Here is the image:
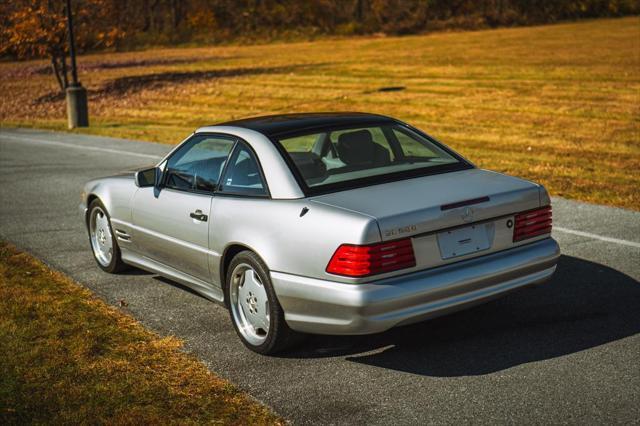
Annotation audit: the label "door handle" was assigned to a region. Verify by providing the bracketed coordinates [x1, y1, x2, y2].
[190, 209, 208, 222]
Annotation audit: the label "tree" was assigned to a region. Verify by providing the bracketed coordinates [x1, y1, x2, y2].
[0, 0, 124, 93]
[1, 0, 639, 74]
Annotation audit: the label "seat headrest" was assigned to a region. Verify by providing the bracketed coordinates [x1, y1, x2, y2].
[337, 130, 375, 165]
[337, 130, 390, 166]
[289, 152, 327, 180]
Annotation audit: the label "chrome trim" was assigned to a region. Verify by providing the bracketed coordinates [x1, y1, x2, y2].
[114, 228, 132, 242]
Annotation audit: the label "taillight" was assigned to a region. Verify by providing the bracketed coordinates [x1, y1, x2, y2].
[326, 238, 416, 277]
[513, 206, 552, 242]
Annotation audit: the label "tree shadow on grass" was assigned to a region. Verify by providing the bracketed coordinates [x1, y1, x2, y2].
[85, 57, 238, 71]
[95, 63, 316, 97]
[279, 255, 640, 377]
[34, 63, 322, 103]
[9, 57, 235, 79]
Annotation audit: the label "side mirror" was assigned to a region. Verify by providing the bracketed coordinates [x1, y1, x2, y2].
[134, 167, 156, 188]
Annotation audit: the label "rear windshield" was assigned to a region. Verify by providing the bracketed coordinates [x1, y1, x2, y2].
[277, 124, 465, 193]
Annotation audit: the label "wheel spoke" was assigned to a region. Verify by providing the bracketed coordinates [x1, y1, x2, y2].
[236, 272, 248, 303]
[243, 270, 260, 293]
[103, 229, 113, 251]
[254, 308, 270, 333]
[246, 270, 268, 307]
[97, 212, 106, 229]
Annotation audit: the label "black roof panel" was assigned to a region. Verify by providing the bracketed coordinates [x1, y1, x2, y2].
[215, 112, 398, 137]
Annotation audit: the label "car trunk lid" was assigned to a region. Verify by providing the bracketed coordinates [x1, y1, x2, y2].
[311, 168, 541, 238]
[311, 168, 546, 276]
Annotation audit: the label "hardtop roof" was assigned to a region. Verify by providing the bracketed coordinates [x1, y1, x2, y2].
[212, 112, 398, 137]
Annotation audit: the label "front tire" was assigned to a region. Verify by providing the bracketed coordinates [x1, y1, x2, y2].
[226, 251, 303, 354]
[87, 199, 127, 273]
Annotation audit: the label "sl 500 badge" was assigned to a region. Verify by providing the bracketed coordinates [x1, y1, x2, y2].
[384, 225, 417, 237]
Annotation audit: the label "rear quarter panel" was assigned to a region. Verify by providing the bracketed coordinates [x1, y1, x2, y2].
[209, 197, 381, 285]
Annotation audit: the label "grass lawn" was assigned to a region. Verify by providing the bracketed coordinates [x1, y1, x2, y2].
[0, 242, 282, 424]
[1, 17, 638, 209]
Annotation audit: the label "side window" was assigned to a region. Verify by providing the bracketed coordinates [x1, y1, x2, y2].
[164, 135, 235, 192]
[220, 143, 268, 196]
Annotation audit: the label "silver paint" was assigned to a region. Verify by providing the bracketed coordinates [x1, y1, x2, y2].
[271, 238, 559, 334]
[80, 123, 560, 335]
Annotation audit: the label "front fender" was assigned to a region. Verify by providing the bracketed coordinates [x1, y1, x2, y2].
[81, 175, 138, 229]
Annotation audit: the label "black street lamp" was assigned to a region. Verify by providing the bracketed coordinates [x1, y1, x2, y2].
[65, 0, 88, 128]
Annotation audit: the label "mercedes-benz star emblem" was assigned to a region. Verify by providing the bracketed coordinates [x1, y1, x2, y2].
[461, 207, 474, 223]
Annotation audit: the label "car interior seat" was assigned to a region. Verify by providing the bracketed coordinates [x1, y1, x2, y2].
[336, 130, 390, 168]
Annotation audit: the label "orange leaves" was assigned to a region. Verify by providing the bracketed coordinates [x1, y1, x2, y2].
[1, 0, 125, 60]
[2, 1, 66, 58]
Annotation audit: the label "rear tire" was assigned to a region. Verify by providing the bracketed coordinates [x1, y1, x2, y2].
[226, 250, 304, 354]
[87, 199, 127, 273]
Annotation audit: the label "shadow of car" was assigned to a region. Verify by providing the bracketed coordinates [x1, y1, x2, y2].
[275, 255, 639, 376]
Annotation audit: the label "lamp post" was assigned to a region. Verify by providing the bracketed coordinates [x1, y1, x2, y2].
[65, 0, 88, 128]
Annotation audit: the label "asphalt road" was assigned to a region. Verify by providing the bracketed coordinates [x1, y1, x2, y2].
[1, 128, 639, 425]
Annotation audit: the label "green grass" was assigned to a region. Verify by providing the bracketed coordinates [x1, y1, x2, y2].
[0, 242, 282, 424]
[1, 17, 638, 209]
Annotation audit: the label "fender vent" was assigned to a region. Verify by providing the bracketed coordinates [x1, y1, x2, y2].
[114, 229, 131, 242]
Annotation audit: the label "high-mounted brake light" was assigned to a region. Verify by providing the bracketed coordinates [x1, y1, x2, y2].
[513, 206, 552, 242]
[326, 238, 416, 277]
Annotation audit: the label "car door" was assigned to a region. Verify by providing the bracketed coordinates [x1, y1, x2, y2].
[131, 134, 236, 283]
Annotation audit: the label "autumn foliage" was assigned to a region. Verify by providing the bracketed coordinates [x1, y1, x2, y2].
[0, 1, 124, 91]
[1, 0, 638, 93]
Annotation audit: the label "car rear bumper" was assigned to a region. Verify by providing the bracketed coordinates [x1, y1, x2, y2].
[270, 238, 560, 335]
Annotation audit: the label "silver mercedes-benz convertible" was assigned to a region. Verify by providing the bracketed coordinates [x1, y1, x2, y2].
[80, 113, 560, 354]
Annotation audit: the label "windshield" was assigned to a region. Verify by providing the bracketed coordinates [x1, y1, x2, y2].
[277, 124, 465, 193]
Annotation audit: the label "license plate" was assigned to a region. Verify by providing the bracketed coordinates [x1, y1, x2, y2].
[437, 224, 491, 260]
